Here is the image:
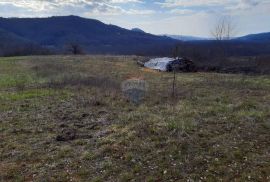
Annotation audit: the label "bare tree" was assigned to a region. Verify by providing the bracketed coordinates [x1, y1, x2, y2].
[211, 16, 236, 41]
[67, 42, 83, 55]
[210, 16, 237, 66]
[172, 44, 180, 58]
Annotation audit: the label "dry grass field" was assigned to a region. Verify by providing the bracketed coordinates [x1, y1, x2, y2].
[0, 55, 270, 181]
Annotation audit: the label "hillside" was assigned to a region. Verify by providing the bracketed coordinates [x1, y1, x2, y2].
[0, 28, 47, 56]
[1, 55, 270, 181]
[236, 32, 270, 42]
[0, 16, 178, 55]
[0, 16, 269, 57]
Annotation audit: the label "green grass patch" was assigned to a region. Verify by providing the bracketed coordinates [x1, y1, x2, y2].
[0, 74, 35, 88]
[0, 88, 70, 101]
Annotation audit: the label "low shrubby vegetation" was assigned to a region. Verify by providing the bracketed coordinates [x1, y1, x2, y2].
[0, 56, 269, 181]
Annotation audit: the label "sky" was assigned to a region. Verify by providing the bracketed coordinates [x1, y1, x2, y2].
[0, 0, 269, 37]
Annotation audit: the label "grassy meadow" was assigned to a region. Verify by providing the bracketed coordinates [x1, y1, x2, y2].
[0, 55, 270, 181]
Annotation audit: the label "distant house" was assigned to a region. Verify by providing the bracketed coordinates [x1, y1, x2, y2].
[144, 57, 197, 72]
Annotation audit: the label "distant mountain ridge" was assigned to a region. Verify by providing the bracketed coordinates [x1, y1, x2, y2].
[235, 32, 270, 42]
[0, 15, 269, 57]
[165, 33, 270, 42]
[0, 15, 178, 56]
[164, 34, 210, 41]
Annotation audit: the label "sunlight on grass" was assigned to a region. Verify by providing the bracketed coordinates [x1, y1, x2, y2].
[0, 89, 70, 101]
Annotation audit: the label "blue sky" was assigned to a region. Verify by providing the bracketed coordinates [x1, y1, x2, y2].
[0, 0, 269, 37]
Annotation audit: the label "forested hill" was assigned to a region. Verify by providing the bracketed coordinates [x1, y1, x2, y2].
[0, 16, 178, 56]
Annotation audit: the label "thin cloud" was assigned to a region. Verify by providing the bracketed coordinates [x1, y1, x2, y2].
[169, 9, 197, 15]
[156, 0, 265, 9]
[156, 0, 228, 8]
[0, 0, 148, 15]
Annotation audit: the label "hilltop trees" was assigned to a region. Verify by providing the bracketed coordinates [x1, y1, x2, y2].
[67, 42, 83, 55]
[210, 16, 237, 64]
[211, 16, 236, 41]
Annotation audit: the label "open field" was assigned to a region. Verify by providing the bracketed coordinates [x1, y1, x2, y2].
[0, 55, 270, 181]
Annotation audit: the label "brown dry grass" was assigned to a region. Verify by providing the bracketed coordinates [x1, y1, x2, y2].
[0, 55, 269, 181]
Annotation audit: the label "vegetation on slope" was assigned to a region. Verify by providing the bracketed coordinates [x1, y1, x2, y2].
[0, 56, 269, 181]
[0, 16, 177, 55]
